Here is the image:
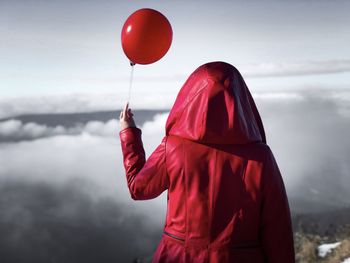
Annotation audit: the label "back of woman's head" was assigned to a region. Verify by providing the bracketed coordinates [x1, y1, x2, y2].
[165, 61, 266, 144]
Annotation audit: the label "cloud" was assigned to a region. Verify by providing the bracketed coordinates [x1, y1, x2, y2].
[0, 115, 170, 262]
[0, 92, 174, 119]
[0, 119, 67, 140]
[0, 119, 118, 140]
[1, 60, 349, 119]
[255, 90, 350, 212]
[240, 60, 350, 78]
[2, 89, 349, 142]
[0, 112, 169, 209]
[88, 60, 350, 82]
[0, 89, 350, 261]
[252, 92, 305, 101]
[0, 112, 169, 261]
[106, 60, 350, 82]
[0, 113, 170, 142]
[0, 178, 161, 263]
[1, 89, 350, 213]
[0, 93, 124, 119]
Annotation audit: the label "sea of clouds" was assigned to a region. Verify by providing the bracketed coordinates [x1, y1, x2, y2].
[0, 89, 349, 262]
[0, 112, 169, 262]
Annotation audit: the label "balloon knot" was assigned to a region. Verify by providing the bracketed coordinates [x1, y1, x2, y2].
[130, 61, 136, 66]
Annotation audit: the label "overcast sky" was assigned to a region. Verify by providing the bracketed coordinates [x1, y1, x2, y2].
[1, 0, 350, 111]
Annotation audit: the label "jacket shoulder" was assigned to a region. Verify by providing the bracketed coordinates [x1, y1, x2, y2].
[253, 143, 273, 157]
[244, 142, 273, 157]
[165, 135, 185, 147]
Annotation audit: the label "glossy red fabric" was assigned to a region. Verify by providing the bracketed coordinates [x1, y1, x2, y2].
[119, 61, 295, 262]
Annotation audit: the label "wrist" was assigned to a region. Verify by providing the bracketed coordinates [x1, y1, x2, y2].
[119, 126, 140, 133]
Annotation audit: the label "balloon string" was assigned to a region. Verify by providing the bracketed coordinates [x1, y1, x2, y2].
[128, 63, 135, 105]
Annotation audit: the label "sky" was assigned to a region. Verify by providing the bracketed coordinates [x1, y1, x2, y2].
[1, 0, 350, 114]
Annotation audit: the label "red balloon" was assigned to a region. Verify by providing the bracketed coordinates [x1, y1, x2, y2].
[121, 8, 173, 65]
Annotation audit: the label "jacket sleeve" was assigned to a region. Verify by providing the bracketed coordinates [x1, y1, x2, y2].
[119, 127, 169, 200]
[260, 147, 295, 263]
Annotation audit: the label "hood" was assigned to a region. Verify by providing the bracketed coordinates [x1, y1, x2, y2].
[165, 61, 266, 144]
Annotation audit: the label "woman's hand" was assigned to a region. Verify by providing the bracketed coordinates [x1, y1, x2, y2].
[119, 102, 136, 131]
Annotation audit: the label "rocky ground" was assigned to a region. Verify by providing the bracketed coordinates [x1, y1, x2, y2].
[292, 208, 350, 263]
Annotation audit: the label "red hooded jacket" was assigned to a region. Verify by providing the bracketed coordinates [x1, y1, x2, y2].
[119, 62, 295, 263]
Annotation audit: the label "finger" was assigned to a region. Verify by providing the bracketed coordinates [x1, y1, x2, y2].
[123, 102, 129, 117]
[127, 108, 134, 118]
[124, 101, 129, 113]
[119, 111, 123, 119]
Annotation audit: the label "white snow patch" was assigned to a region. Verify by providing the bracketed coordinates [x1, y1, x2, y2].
[318, 242, 341, 258]
[341, 257, 350, 263]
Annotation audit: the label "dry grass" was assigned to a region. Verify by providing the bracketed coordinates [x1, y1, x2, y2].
[294, 231, 350, 263]
[295, 232, 320, 263]
[322, 239, 350, 263]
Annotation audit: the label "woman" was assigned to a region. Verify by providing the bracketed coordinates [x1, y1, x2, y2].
[119, 61, 295, 263]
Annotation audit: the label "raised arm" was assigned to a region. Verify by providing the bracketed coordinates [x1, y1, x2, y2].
[119, 127, 169, 200]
